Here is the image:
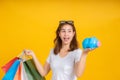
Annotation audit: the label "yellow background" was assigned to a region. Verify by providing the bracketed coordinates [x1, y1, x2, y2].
[0, 0, 120, 80]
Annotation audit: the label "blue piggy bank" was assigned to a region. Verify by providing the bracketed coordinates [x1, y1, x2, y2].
[82, 37, 101, 49]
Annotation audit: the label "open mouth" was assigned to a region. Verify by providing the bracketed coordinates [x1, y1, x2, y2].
[63, 37, 70, 41]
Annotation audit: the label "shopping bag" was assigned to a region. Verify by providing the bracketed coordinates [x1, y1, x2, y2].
[2, 59, 20, 80]
[21, 62, 28, 80]
[14, 62, 22, 80]
[23, 59, 45, 80]
[2, 51, 45, 80]
[1, 57, 19, 73]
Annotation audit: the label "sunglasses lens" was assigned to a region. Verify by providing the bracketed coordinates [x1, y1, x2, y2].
[59, 20, 74, 24]
[59, 21, 66, 24]
[68, 21, 73, 24]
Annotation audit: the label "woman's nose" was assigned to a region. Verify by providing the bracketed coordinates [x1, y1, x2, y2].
[64, 31, 68, 36]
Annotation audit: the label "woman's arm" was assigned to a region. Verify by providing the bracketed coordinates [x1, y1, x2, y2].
[24, 49, 50, 77]
[74, 48, 93, 77]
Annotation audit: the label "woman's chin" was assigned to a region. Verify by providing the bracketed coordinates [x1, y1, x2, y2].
[63, 41, 70, 45]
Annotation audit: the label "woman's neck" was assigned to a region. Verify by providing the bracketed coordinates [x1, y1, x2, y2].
[61, 43, 70, 51]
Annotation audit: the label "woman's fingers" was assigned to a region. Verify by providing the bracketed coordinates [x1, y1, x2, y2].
[89, 48, 96, 51]
[23, 49, 32, 55]
[22, 49, 35, 57]
[83, 48, 96, 53]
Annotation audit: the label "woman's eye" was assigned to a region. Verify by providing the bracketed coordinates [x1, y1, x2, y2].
[68, 31, 72, 32]
[61, 30, 65, 32]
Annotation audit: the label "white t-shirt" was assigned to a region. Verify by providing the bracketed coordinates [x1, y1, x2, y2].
[47, 48, 82, 80]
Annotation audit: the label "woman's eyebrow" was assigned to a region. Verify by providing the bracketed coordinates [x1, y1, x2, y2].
[67, 29, 72, 30]
[60, 29, 65, 31]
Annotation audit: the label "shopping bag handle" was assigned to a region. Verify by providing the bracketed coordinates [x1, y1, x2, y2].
[19, 51, 32, 61]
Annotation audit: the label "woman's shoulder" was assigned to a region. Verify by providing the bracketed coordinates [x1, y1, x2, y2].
[50, 48, 54, 52]
[49, 48, 54, 55]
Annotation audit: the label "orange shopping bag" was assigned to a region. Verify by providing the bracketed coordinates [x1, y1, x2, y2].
[14, 62, 22, 80]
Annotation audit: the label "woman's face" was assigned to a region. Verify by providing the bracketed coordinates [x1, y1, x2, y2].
[59, 24, 75, 45]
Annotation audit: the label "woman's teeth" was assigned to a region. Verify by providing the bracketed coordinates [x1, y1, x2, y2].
[64, 38, 69, 41]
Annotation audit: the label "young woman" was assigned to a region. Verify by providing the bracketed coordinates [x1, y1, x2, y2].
[24, 20, 94, 80]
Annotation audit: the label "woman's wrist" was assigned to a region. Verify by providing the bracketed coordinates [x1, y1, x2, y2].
[81, 52, 88, 58]
[31, 53, 36, 59]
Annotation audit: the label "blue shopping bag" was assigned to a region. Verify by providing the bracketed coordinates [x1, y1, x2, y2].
[2, 59, 20, 80]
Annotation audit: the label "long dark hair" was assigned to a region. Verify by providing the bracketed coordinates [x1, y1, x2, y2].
[53, 21, 79, 55]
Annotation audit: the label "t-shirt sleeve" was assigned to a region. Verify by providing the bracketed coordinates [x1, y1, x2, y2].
[75, 49, 83, 63]
[46, 49, 53, 64]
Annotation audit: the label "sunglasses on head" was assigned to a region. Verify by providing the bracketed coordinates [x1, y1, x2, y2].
[59, 20, 74, 24]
